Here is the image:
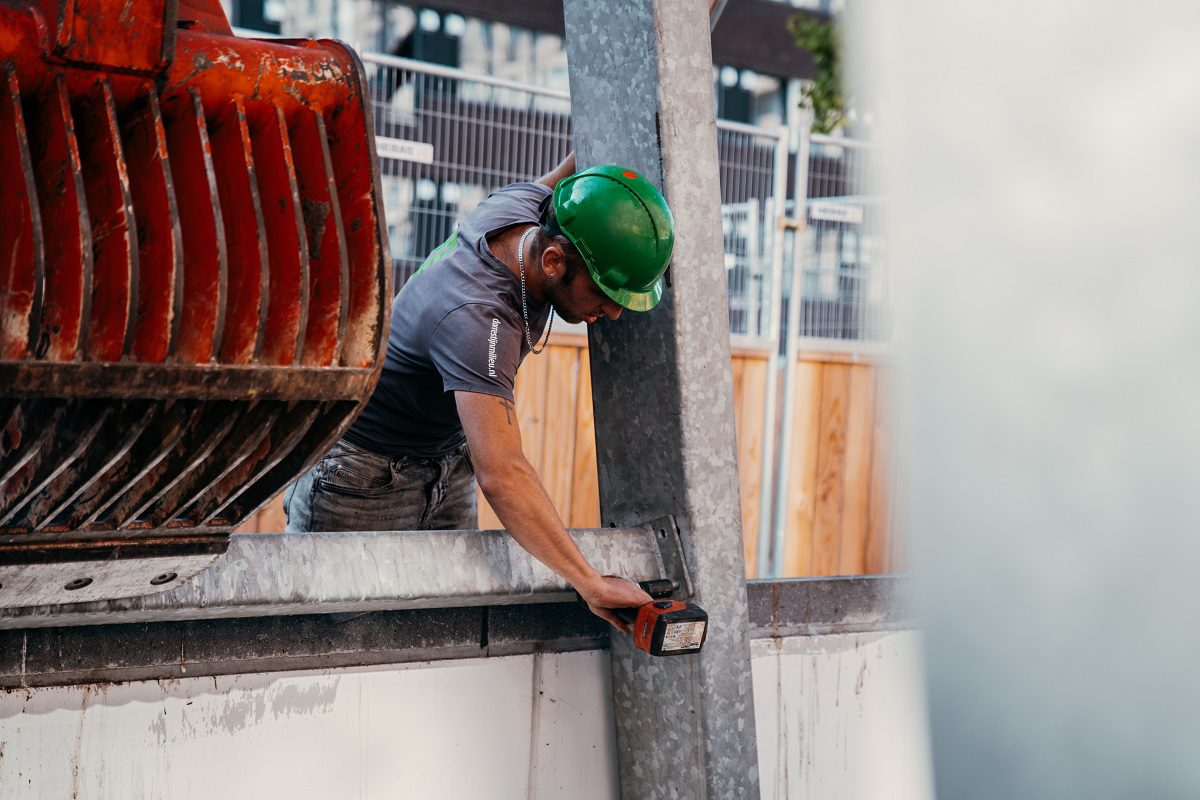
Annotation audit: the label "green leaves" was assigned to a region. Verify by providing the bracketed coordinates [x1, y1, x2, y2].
[789, 14, 846, 135]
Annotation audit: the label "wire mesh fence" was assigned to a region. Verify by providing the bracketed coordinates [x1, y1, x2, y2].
[717, 123, 787, 340]
[794, 134, 889, 345]
[231, 36, 888, 347]
[363, 54, 574, 288]
[361, 53, 790, 341]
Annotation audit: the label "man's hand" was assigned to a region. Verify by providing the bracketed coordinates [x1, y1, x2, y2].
[536, 151, 576, 190]
[575, 574, 653, 635]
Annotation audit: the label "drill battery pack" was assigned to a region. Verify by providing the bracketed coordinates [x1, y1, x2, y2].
[630, 599, 709, 656]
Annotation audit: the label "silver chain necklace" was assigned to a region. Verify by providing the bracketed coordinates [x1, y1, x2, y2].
[517, 225, 553, 354]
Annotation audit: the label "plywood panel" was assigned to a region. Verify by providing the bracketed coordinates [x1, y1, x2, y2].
[866, 367, 896, 573]
[838, 365, 877, 574]
[782, 361, 824, 577]
[812, 363, 850, 576]
[514, 347, 551, 473]
[730, 355, 749, 565]
[480, 344, 555, 530]
[541, 345, 581, 518]
[235, 492, 286, 533]
[569, 356, 601, 528]
[733, 353, 769, 577]
[256, 493, 287, 533]
[234, 346, 896, 581]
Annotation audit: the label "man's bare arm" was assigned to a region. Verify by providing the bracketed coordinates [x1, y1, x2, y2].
[455, 390, 649, 631]
[536, 151, 576, 190]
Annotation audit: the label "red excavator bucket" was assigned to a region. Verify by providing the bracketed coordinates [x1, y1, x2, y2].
[0, 0, 390, 606]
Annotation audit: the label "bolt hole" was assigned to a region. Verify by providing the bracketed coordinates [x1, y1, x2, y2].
[659, 528, 667, 539]
[65, 577, 93, 591]
[150, 572, 178, 586]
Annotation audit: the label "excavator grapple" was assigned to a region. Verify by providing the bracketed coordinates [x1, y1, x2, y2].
[0, 0, 390, 606]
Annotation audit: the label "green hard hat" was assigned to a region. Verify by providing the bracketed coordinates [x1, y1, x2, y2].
[551, 165, 675, 312]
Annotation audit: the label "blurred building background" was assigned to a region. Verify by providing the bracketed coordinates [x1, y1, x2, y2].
[220, 0, 848, 133]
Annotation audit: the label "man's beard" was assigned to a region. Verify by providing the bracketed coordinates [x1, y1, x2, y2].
[542, 276, 585, 324]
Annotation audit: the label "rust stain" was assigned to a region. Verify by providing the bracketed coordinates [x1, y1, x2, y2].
[301, 198, 330, 255]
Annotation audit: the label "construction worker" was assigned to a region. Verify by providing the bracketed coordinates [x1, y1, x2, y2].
[284, 154, 675, 631]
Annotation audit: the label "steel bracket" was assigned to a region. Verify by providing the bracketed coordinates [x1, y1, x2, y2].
[0, 539, 227, 608]
[643, 515, 694, 600]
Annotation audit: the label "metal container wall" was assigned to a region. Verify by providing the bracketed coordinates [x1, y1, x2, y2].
[0, 0, 390, 605]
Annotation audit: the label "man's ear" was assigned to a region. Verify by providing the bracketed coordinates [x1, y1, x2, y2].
[541, 242, 567, 282]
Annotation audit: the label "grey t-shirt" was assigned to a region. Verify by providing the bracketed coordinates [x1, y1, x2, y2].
[344, 182, 552, 458]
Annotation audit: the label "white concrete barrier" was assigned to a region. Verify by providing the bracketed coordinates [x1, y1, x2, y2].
[0, 631, 932, 799]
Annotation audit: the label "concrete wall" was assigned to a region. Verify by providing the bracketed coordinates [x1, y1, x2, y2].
[0, 632, 931, 799]
[1, 651, 619, 800]
[753, 632, 933, 799]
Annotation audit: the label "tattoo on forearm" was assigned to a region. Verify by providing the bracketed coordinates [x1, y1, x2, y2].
[500, 398, 514, 426]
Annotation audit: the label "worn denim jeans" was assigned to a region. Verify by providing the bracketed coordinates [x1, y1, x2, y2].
[283, 439, 478, 532]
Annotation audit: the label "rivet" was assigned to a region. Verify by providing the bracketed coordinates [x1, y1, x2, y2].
[150, 572, 178, 586]
[65, 577, 93, 591]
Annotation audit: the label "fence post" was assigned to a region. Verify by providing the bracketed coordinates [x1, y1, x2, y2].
[562, 0, 761, 796]
[754, 126, 791, 579]
[770, 114, 813, 577]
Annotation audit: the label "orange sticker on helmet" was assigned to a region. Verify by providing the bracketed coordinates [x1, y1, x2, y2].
[622, 170, 638, 179]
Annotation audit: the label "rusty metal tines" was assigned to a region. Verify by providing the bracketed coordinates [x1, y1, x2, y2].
[0, 67, 43, 361]
[0, 0, 390, 606]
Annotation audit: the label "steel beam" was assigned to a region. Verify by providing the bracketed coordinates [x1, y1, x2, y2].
[563, 1, 760, 796]
[1, 577, 912, 690]
[0, 526, 668, 630]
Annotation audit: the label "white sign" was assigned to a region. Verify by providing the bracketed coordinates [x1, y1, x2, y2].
[810, 201, 864, 225]
[661, 621, 706, 652]
[375, 137, 435, 165]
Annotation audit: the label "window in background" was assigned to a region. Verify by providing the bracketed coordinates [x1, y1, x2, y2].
[715, 66, 786, 129]
[458, 17, 569, 94]
[229, 0, 282, 34]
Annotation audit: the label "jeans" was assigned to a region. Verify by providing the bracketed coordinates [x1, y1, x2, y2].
[283, 439, 478, 532]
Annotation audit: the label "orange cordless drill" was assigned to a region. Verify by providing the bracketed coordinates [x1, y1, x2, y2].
[615, 579, 709, 657]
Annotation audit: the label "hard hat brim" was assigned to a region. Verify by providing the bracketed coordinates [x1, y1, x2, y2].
[596, 274, 664, 312]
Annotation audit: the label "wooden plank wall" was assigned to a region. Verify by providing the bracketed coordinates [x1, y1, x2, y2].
[473, 337, 777, 538]
[476, 333, 598, 529]
[730, 346, 770, 576]
[240, 341, 897, 580]
[779, 354, 897, 577]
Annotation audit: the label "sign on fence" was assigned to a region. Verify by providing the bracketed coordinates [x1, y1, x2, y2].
[375, 137, 435, 164]
[810, 201, 864, 225]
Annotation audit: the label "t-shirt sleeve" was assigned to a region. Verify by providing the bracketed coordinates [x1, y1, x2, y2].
[427, 304, 522, 401]
[462, 182, 552, 241]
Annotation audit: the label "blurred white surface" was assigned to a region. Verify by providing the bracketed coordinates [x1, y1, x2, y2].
[851, 3, 1200, 797]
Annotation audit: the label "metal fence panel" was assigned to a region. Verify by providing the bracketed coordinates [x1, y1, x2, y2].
[363, 54, 574, 289]
[361, 54, 790, 341]
[795, 135, 889, 346]
[717, 123, 787, 339]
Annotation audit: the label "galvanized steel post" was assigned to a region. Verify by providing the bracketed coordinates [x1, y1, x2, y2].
[562, 1, 761, 796]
